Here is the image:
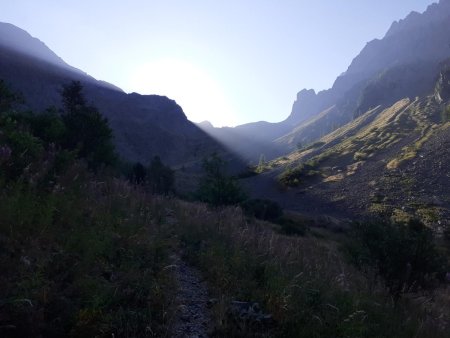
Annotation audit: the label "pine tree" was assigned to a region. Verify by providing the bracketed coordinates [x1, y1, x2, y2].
[61, 81, 117, 169]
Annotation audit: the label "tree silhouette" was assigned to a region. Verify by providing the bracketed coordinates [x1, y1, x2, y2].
[61, 81, 116, 169]
[130, 162, 147, 185]
[148, 156, 174, 195]
[196, 153, 245, 206]
[61, 80, 86, 113]
[0, 79, 23, 113]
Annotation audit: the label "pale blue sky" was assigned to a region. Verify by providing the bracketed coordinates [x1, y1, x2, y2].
[1, 0, 437, 126]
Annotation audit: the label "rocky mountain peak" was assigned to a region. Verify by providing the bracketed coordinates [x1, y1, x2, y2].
[277, 0, 450, 157]
[385, 0, 450, 38]
[296, 88, 316, 101]
[197, 120, 214, 129]
[285, 89, 319, 125]
[385, 11, 421, 38]
[345, 0, 450, 83]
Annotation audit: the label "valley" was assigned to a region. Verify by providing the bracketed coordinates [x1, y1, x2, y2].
[245, 96, 449, 229]
[1, 1, 450, 337]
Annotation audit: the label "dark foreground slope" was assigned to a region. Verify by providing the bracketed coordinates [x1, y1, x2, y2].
[1, 172, 449, 337]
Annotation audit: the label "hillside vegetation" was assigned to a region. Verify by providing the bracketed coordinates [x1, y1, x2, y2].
[1, 81, 449, 337]
[272, 91, 450, 228]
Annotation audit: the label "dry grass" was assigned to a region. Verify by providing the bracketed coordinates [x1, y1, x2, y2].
[0, 169, 177, 337]
[278, 99, 415, 184]
[2, 171, 449, 337]
[164, 201, 450, 337]
[277, 96, 448, 191]
[2, 155, 449, 337]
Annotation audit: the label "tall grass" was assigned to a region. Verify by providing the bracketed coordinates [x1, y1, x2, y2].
[1, 162, 448, 337]
[169, 201, 449, 337]
[0, 163, 175, 337]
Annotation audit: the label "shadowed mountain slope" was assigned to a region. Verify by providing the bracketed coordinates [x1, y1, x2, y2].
[0, 22, 228, 166]
[204, 0, 450, 162]
[246, 66, 450, 226]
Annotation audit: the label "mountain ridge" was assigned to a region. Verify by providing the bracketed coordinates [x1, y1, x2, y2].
[0, 22, 230, 166]
[202, 0, 450, 163]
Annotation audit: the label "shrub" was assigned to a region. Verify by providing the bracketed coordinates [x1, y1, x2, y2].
[147, 156, 174, 195]
[27, 108, 67, 145]
[129, 162, 147, 185]
[0, 114, 45, 180]
[241, 198, 283, 221]
[345, 218, 447, 299]
[278, 161, 319, 187]
[196, 153, 246, 206]
[276, 217, 308, 236]
[0, 79, 23, 112]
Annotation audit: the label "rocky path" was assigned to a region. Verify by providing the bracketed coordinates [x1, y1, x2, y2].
[170, 253, 211, 338]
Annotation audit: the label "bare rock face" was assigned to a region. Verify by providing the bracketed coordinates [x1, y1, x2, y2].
[347, 0, 450, 84]
[435, 64, 450, 103]
[287, 0, 450, 122]
[277, 0, 450, 153]
[355, 61, 438, 116]
[287, 89, 319, 125]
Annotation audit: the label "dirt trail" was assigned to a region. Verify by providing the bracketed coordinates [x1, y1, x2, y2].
[170, 253, 211, 338]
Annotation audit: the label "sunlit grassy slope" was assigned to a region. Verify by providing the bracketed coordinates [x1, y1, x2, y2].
[271, 95, 450, 226]
[277, 97, 441, 170]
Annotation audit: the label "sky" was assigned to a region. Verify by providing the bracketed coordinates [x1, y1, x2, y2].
[1, 0, 437, 127]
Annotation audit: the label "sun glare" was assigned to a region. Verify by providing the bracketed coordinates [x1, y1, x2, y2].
[128, 58, 237, 127]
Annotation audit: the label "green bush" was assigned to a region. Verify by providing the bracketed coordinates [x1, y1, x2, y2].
[279, 167, 302, 187]
[0, 80, 117, 184]
[196, 153, 246, 206]
[278, 161, 319, 187]
[345, 219, 447, 299]
[28, 108, 67, 145]
[0, 114, 45, 180]
[0, 79, 23, 112]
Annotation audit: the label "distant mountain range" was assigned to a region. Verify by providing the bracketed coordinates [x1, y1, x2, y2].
[2, 1, 449, 167]
[202, 0, 450, 163]
[0, 22, 227, 166]
[236, 0, 450, 225]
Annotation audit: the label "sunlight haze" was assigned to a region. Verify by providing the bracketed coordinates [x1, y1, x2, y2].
[129, 58, 239, 127]
[1, 0, 437, 126]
